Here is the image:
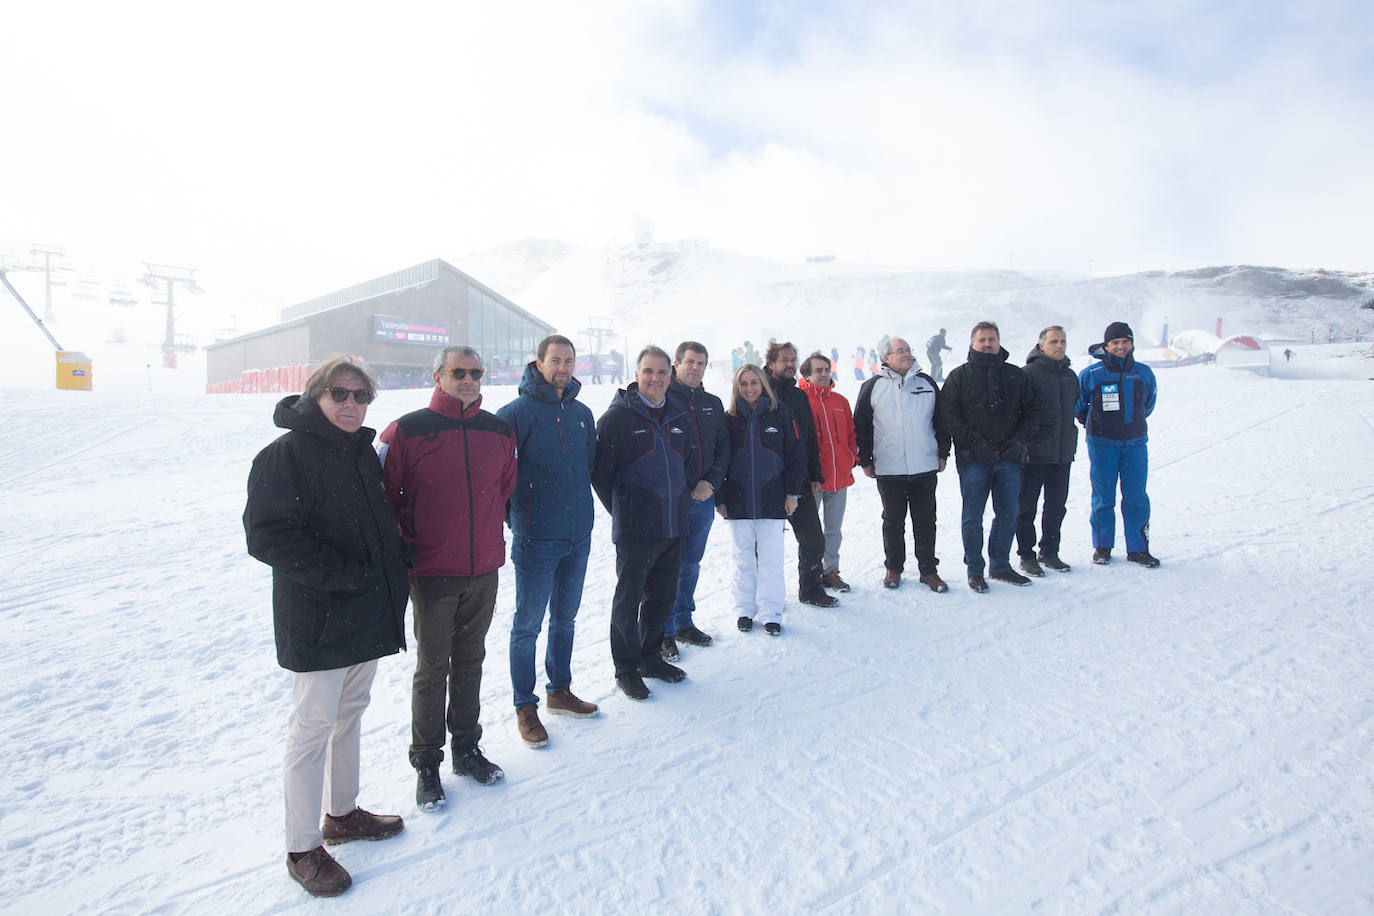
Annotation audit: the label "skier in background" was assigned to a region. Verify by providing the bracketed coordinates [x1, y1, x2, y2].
[926, 329, 951, 382]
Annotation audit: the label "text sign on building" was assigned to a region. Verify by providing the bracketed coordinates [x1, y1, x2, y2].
[373, 315, 450, 346]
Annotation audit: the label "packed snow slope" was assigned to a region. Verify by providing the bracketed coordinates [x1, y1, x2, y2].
[2, 352, 1373, 913]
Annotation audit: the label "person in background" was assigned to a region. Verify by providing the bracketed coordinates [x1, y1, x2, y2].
[245, 357, 408, 898]
[926, 328, 952, 382]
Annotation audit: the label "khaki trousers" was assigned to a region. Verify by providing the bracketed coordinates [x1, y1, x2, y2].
[283, 659, 377, 853]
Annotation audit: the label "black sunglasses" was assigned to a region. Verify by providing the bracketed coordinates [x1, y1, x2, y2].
[445, 368, 484, 380]
[324, 387, 374, 404]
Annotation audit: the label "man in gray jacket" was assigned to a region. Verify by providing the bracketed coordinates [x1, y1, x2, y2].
[853, 337, 952, 592]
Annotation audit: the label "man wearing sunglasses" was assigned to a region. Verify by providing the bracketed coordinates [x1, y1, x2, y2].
[380, 347, 517, 811]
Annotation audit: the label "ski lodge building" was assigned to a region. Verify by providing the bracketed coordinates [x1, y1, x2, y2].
[204, 259, 555, 392]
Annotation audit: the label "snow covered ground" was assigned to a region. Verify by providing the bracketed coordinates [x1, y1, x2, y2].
[3, 348, 1373, 913]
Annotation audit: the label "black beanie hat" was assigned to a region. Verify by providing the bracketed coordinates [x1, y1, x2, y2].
[1103, 321, 1134, 344]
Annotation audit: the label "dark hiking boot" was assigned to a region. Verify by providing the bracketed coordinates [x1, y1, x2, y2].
[968, 574, 989, 593]
[676, 625, 713, 647]
[639, 657, 686, 683]
[415, 765, 445, 810]
[660, 636, 680, 662]
[1093, 548, 1111, 565]
[883, 569, 901, 589]
[800, 591, 839, 608]
[1038, 553, 1071, 572]
[287, 846, 351, 897]
[1127, 551, 1161, 568]
[545, 689, 599, 718]
[821, 569, 851, 592]
[1019, 555, 1045, 577]
[989, 569, 1032, 586]
[737, 616, 754, 632]
[918, 573, 949, 593]
[516, 705, 549, 747]
[764, 622, 782, 636]
[616, 672, 651, 701]
[452, 740, 503, 785]
[322, 807, 404, 845]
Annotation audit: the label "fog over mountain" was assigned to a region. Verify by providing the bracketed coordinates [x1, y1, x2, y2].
[457, 239, 1374, 360]
[3, 240, 1371, 392]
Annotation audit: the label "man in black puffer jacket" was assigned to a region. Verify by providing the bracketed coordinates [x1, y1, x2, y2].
[937, 322, 1036, 593]
[1015, 326, 1079, 576]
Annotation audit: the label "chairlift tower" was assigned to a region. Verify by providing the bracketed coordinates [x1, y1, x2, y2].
[140, 263, 201, 368]
[582, 316, 616, 356]
[29, 245, 72, 319]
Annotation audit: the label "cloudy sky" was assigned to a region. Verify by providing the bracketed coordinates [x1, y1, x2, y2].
[2, 0, 1371, 320]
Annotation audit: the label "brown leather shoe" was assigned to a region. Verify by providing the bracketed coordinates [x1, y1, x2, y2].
[517, 705, 549, 747]
[918, 573, 949, 593]
[546, 688, 599, 718]
[322, 807, 404, 845]
[287, 846, 352, 897]
[882, 569, 901, 589]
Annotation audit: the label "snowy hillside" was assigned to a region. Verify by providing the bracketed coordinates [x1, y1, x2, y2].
[4, 242, 1371, 395]
[456, 239, 1374, 363]
[2, 357, 1373, 912]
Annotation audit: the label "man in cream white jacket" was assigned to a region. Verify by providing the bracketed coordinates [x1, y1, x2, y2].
[853, 337, 952, 592]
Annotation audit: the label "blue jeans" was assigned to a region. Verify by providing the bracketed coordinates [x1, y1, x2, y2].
[667, 495, 715, 637]
[509, 534, 591, 709]
[957, 460, 1022, 575]
[1087, 443, 1150, 552]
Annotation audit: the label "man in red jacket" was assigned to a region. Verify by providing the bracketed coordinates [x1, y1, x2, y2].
[798, 353, 858, 591]
[381, 346, 517, 811]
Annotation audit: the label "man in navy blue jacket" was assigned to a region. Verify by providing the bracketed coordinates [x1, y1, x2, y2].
[1075, 322, 1160, 567]
[497, 335, 601, 750]
[661, 341, 730, 663]
[592, 346, 698, 701]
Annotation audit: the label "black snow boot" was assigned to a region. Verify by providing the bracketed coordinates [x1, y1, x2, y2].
[452, 739, 504, 785]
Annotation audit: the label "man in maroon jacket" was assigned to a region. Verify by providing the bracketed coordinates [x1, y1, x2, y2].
[381, 346, 517, 811]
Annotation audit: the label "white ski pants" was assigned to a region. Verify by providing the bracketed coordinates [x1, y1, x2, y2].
[728, 518, 786, 625]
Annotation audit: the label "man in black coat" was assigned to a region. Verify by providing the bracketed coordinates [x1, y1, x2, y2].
[245, 357, 408, 898]
[591, 346, 698, 701]
[1015, 326, 1079, 575]
[764, 341, 839, 607]
[662, 341, 731, 661]
[937, 322, 1036, 593]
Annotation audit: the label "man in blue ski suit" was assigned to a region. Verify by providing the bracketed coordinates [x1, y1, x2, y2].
[1075, 321, 1160, 568]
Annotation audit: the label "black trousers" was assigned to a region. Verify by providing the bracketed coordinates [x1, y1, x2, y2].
[1015, 462, 1072, 559]
[610, 537, 685, 676]
[876, 472, 940, 575]
[787, 488, 826, 597]
[408, 572, 498, 767]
